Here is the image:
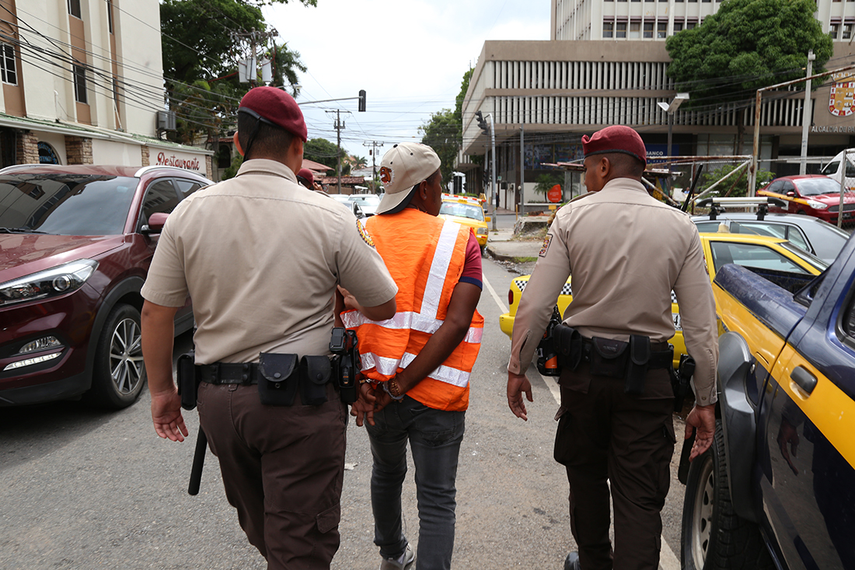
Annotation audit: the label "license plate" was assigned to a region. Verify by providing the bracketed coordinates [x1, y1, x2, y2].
[672, 313, 682, 331]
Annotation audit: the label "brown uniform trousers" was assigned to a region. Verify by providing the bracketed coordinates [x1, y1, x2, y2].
[197, 381, 347, 569]
[554, 362, 676, 570]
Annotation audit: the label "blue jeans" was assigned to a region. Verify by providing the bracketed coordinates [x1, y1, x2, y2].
[366, 396, 465, 570]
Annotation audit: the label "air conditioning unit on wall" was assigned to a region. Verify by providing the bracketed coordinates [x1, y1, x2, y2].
[156, 110, 176, 131]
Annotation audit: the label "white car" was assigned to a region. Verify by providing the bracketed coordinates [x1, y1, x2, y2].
[348, 194, 381, 216]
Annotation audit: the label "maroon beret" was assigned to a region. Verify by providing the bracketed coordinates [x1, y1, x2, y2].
[297, 168, 314, 187]
[238, 86, 307, 142]
[582, 125, 646, 166]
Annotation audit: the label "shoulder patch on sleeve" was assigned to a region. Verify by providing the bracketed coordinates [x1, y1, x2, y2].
[356, 219, 375, 248]
[539, 233, 553, 257]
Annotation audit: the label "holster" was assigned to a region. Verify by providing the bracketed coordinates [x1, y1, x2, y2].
[554, 324, 583, 371]
[625, 334, 651, 395]
[257, 352, 300, 406]
[177, 351, 199, 410]
[672, 355, 696, 412]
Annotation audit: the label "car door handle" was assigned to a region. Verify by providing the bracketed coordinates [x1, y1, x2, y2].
[791, 366, 817, 395]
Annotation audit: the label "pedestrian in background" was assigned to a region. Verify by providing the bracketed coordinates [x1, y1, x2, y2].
[342, 142, 484, 570]
[140, 86, 398, 569]
[506, 126, 718, 570]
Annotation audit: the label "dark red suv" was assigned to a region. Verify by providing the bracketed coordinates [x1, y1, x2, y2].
[0, 165, 211, 408]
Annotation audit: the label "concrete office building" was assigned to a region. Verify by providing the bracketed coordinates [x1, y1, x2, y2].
[460, 0, 855, 209]
[0, 0, 212, 176]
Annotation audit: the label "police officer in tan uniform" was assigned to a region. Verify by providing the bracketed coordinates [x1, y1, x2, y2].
[140, 86, 398, 569]
[506, 126, 718, 570]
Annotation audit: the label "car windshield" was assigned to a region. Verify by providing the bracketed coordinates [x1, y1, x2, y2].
[440, 202, 484, 221]
[0, 174, 137, 235]
[796, 178, 843, 196]
[708, 240, 814, 275]
[350, 195, 380, 207]
[780, 242, 828, 273]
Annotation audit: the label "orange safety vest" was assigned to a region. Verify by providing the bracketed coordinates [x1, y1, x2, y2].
[341, 208, 483, 411]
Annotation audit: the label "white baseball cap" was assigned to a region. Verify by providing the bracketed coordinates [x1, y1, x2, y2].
[376, 143, 441, 215]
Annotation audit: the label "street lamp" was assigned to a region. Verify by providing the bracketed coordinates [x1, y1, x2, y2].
[657, 93, 689, 169]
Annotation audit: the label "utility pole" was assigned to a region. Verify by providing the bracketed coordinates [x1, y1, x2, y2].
[489, 113, 497, 231]
[800, 50, 816, 176]
[327, 109, 347, 194]
[233, 27, 278, 86]
[520, 110, 524, 219]
[363, 141, 384, 193]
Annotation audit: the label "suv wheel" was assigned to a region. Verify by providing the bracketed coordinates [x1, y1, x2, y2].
[87, 304, 146, 409]
[681, 419, 772, 570]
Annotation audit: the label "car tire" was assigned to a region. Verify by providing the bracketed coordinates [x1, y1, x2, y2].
[480, 244, 486, 256]
[86, 304, 147, 409]
[680, 419, 773, 570]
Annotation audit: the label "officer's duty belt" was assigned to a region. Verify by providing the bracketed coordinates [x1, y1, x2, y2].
[198, 363, 259, 385]
[580, 338, 673, 368]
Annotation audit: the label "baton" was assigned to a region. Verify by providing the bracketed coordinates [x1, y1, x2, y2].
[188, 426, 207, 496]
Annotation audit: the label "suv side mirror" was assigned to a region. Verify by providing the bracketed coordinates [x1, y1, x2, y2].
[142, 212, 169, 234]
[353, 203, 365, 219]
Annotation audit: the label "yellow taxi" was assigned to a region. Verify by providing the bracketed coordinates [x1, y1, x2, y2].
[439, 198, 490, 253]
[499, 232, 827, 367]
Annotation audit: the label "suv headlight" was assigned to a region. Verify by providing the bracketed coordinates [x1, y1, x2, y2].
[806, 200, 828, 210]
[477, 227, 488, 235]
[0, 259, 98, 306]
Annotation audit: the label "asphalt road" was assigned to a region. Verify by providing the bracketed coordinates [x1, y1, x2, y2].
[0, 254, 688, 570]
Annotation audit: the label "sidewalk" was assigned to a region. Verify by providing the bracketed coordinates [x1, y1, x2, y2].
[484, 212, 549, 262]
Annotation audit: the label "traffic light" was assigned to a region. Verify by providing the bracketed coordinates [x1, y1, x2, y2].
[475, 110, 490, 135]
[358, 90, 366, 112]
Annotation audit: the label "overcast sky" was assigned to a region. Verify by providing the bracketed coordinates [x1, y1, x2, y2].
[262, 0, 550, 162]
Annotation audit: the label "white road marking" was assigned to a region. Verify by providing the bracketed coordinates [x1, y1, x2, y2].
[482, 274, 508, 314]
[485, 271, 679, 570]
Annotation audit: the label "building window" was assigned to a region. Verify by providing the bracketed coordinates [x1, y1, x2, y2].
[686, 22, 697, 30]
[603, 22, 614, 38]
[67, 0, 81, 18]
[844, 24, 853, 39]
[73, 64, 88, 103]
[644, 22, 654, 38]
[674, 22, 684, 33]
[0, 44, 16, 85]
[831, 23, 840, 38]
[657, 22, 668, 38]
[630, 22, 641, 38]
[107, 0, 114, 33]
[616, 22, 627, 38]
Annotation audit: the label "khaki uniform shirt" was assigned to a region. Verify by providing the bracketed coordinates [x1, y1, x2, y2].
[508, 177, 718, 406]
[141, 159, 398, 365]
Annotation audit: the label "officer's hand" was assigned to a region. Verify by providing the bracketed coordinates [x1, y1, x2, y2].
[337, 286, 361, 312]
[151, 388, 188, 442]
[373, 389, 394, 413]
[685, 403, 716, 461]
[352, 383, 377, 427]
[507, 371, 533, 421]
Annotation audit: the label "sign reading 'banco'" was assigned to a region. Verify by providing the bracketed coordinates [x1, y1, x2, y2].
[156, 151, 201, 172]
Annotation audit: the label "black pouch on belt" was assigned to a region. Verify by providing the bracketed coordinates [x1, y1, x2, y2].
[589, 337, 629, 378]
[554, 324, 583, 371]
[177, 351, 198, 410]
[258, 353, 299, 406]
[301, 355, 332, 406]
[625, 334, 651, 395]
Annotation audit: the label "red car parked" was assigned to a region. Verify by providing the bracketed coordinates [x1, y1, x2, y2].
[757, 174, 855, 225]
[0, 164, 211, 408]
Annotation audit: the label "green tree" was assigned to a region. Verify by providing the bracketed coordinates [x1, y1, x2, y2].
[666, 0, 833, 152]
[160, 0, 312, 143]
[698, 164, 774, 198]
[420, 109, 460, 185]
[533, 172, 564, 196]
[304, 138, 342, 171]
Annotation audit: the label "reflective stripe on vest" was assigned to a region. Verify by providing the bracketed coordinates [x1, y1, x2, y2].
[342, 209, 483, 412]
